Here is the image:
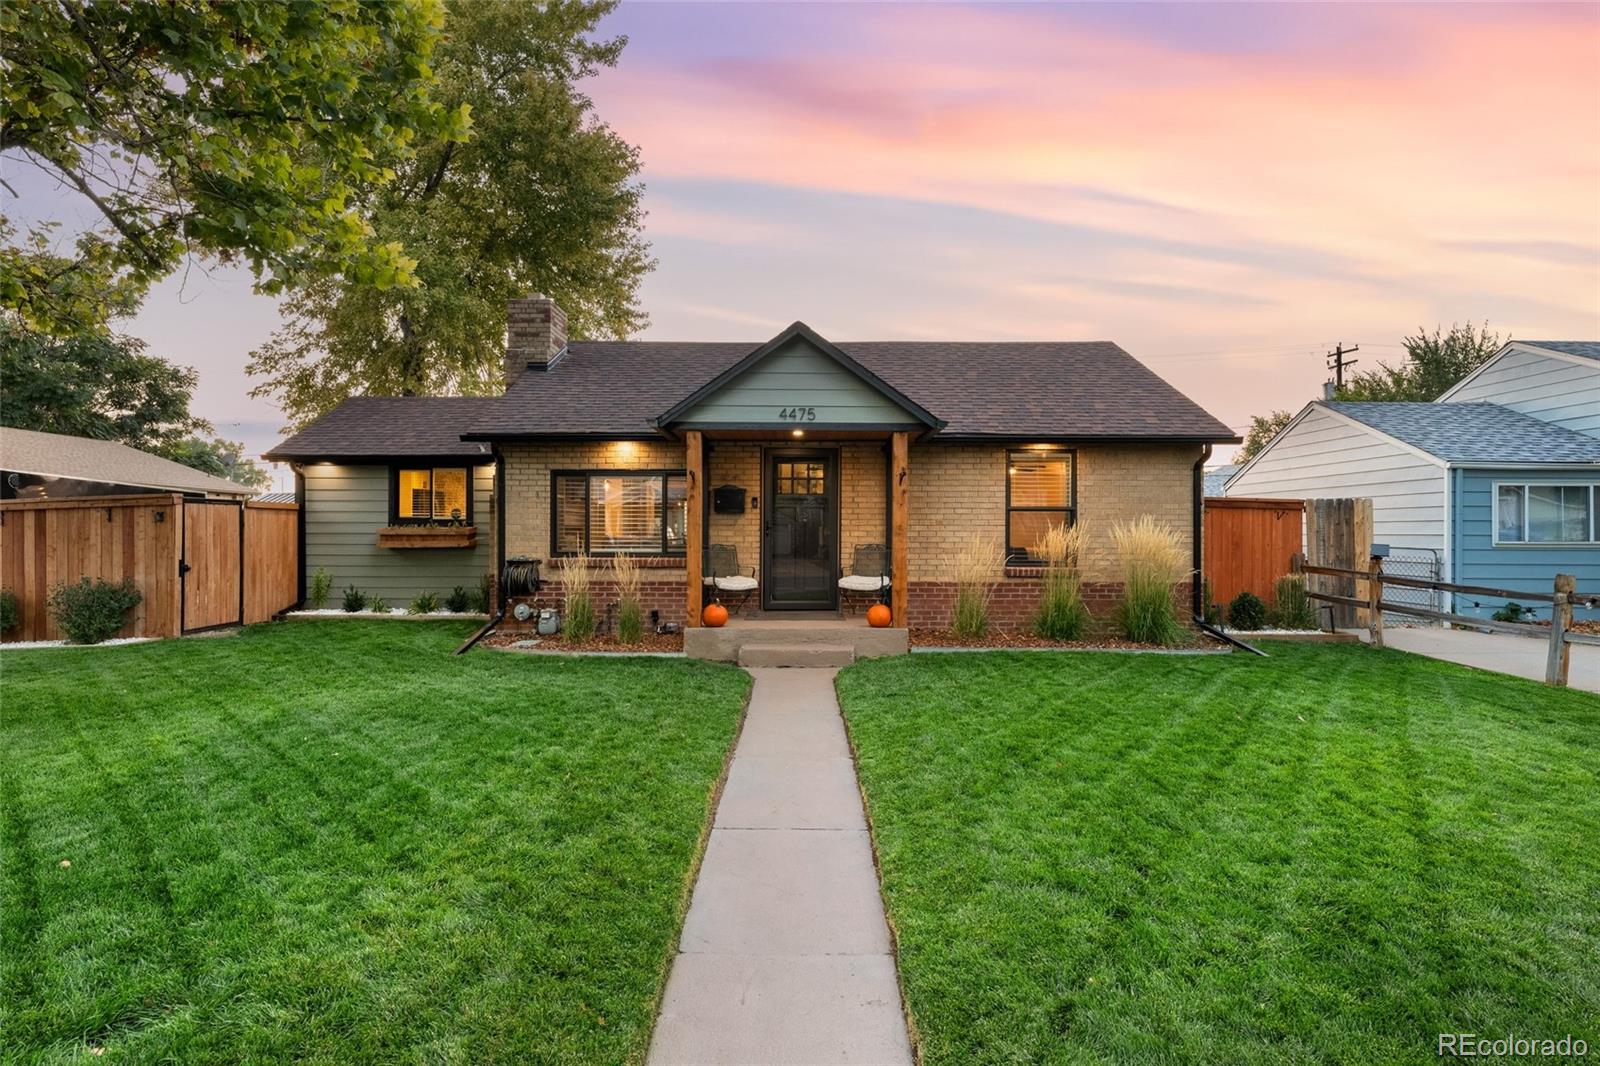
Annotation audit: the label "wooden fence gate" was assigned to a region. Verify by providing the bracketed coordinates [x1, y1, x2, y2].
[1302, 497, 1373, 628]
[1203, 497, 1305, 609]
[1, 495, 299, 642]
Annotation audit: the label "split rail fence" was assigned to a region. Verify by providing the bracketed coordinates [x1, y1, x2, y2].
[1, 494, 298, 643]
[1294, 555, 1587, 688]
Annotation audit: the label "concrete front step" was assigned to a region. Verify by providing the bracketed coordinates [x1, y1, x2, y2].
[738, 643, 856, 668]
[687, 619, 908, 662]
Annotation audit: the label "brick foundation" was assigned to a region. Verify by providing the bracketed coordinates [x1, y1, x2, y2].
[498, 574, 690, 635]
[907, 579, 1195, 632]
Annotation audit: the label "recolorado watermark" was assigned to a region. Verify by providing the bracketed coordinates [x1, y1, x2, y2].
[1439, 1033, 1588, 1058]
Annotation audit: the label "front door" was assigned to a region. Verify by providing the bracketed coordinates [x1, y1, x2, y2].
[763, 451, 837, 610]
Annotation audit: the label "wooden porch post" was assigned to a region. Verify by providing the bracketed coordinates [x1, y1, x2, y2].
[685, 430, 704, 627]
[891, 431, 909, 625]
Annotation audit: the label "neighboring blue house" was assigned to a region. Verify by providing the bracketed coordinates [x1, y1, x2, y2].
[1225, 340, 1600, 619]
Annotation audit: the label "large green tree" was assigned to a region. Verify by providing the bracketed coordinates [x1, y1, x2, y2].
[249, 0, 651, 427]
[1336, 322, 1502, 402]
[0, 0, 470, 334]
[0, 318, 270, 489]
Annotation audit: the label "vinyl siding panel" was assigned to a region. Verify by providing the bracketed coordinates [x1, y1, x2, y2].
[303, 463, 494, 602]
[679, 336, 920, 426]
[1224, 407, 1446, 549]
[1444, 349, 1600, 436]
[1450, 467, 1600, 619]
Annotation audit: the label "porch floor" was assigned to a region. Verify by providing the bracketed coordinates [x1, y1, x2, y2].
[685, 614, 908, 663]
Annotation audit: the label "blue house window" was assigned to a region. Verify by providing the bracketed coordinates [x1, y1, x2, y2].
[1495, 483, 1598, 544]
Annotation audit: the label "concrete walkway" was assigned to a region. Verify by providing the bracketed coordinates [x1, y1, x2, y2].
[1363, 625, 1600, 694]
[648, 668, 913, 1066]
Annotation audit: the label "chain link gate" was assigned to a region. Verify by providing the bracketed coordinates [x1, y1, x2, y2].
[1381, 547, 1442, 624]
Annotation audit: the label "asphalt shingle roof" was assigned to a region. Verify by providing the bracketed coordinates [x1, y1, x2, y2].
[1521, 340, 1600, 361]
[263, 398, 498, 462]
[1323, 401, 1600, 464]
[0, 427, 255, 496]
[471, 338, 1237, 441]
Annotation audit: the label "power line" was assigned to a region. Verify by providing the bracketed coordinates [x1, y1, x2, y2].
[1326, 342, 1360, 393]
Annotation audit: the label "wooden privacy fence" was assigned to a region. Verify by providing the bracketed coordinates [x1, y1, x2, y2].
[1296, 556, 1588, 687]
[1203, 497, 1304, 608]
[1, 495, 298, 642]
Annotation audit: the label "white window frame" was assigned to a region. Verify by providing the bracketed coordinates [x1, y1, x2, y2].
[1491, 481, 1600, 546]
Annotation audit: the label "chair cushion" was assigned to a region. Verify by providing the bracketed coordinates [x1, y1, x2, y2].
[839, 574, 890, 592]
[708, 575, 758, 592]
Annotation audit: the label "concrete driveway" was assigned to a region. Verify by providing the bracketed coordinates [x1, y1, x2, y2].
[1362, 625, 1600, 694]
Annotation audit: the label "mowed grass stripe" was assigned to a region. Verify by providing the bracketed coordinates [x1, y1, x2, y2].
[837, 643, 1600, 1065]
[3, 622, 749, 1064]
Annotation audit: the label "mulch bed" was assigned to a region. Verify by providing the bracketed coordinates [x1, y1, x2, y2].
[909, 628, 1218, 651]
[481, 630, 685, 653]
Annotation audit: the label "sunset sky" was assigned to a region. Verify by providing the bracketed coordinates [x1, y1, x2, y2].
[81, 2, 1600, 483]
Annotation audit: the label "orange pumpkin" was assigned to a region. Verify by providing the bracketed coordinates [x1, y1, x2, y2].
[866, 603, 893, 628]
[702, 602, 729, 628]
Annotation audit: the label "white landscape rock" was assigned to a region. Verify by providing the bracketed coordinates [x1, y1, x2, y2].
[1, 637, 158, 651]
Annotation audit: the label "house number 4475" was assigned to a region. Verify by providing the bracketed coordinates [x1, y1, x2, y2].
[778, 407, 817, 421]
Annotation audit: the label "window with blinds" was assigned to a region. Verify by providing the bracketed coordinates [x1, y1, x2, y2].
[552, 471, 688, 555]
[1006, 450, 1075, 561]
[394, 467, 470, 523]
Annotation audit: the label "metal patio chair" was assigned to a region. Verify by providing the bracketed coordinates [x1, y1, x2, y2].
[704, 543, 758, 613]
[838, 543, 890, 614]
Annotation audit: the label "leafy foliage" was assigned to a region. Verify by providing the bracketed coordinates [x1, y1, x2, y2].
[0, 0, 469, 334]
[1226, 590, 1268, 631]
[366, 593, 388, 614]
[1492, 602, 1535, 624]
[445, 585, 471, 613]
[308, 568, 333, 610]
[1272, 574, 1318, 630]
[248, 0, 651, 426]
[1235, 410, 1293, 463]
[0, 319, 268, 487]
[0, 588, 18, 633]
[409, 591, 440, 615]
[45, 576, 141, 644]
[1337, 322, 1501, 402]
[341, 586, 367, 614]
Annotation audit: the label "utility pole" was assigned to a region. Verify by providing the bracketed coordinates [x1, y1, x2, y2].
[1325, 342, 1359, 397]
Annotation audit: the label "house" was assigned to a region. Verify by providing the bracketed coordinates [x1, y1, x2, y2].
[0, 426, 255, 501]
[1203, 463, 1241, 496]
[266, 296, 1238, 650]
[1224, 341, 1600, 617]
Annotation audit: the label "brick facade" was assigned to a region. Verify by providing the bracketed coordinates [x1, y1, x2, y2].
[496, 437, 1200, 631]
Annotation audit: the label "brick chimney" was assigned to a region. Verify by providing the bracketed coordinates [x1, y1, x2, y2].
[505, 294, 567, 388]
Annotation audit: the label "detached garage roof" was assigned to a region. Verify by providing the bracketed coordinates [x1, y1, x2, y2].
[0, 427, 254, 497]
[1323, 402, 1600, 464]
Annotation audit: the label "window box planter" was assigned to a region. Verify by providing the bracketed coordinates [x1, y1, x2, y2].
[377, 526, 477, 550]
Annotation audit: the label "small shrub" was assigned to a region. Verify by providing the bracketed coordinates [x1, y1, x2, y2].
[46, 577, 142, 644]
[445, 586, 471, 613]
[342, 585, 367, 613]
[612, 552, 644, 644]
[1227, 590, 1269, 631]
[1200, 578, 1222, 626]
[308, 567, 332, 609]
[1032, 524, 1091, 641]
[367, 592, 388, 614]
[1492, 602, 1534, 623]
[558, 553, 595, 642]
[473, 573, 492, 613]
[1272, 574, 1318, 630]
[0, 588, 18, 634]
[409, 591, 440, 615]
[952, 534, 1004, 639]
[1111, 516, 1188, 645]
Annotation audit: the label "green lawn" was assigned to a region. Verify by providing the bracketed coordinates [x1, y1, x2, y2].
[2, 621, 749, 1065]
[836, 644, 1600, 1065]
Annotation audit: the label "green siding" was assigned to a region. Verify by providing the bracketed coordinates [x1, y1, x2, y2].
[304, 463, 494, 603]
[679, 336, 920, 427]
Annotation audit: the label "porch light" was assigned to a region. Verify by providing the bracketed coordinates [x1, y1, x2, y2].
[791, 429, 804, 437]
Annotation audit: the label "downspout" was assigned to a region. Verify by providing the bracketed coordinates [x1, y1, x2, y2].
[1189, 444, 1265, 655]
[293, 463, 307, 608]
[455, 445, 507, 655]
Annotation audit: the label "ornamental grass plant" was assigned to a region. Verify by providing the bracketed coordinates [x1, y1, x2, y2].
[612, 552, 644, 644]
[1032, 523, 1092, 640]
[558, 552, 595, 642]
[1110, 516, 1189, 645]
[952, 534, 1004, 639]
